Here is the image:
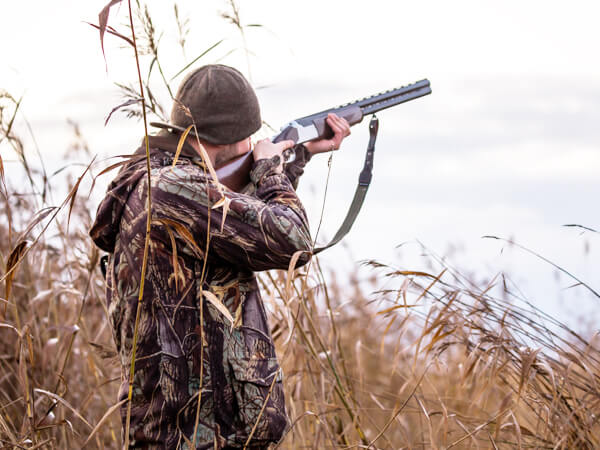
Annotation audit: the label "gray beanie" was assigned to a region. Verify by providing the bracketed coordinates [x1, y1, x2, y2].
[170, 64, 261, 145]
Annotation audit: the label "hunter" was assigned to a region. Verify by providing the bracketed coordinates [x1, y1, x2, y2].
[90, 64, 350, 448]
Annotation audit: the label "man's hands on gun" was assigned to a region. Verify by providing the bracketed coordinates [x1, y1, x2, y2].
[304, 113, 351, 155]
[253, 113, 351, 171]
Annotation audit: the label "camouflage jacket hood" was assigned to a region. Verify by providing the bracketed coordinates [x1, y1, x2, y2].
[90, 136, 313, 448]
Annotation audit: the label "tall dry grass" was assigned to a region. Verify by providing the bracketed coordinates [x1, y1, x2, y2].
[2, 1, 600, 448]
[2, 147, 600, 448]
[267, 257, 600, 448]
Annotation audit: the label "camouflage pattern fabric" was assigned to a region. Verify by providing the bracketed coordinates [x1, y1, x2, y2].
[90, 136, 313, 449]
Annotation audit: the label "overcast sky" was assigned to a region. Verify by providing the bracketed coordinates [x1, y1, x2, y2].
[1, 0, 599, 328]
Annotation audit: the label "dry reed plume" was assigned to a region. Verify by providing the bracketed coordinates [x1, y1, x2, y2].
[1, 1, 599, 448]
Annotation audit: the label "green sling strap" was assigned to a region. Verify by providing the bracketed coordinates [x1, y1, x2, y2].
[313, 115, 379, 254]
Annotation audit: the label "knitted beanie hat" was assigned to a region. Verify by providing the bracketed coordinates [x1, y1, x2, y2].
[170, 64, 261, 145]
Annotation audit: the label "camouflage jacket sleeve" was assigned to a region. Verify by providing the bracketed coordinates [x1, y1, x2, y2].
[283, 144, 313, 189]
[152, 155, 313, 271]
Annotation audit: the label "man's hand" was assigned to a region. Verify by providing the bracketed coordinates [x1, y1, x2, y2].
[252, 112, 350, 168]
[253, 139, 295, 166]
[304, 113, 351, 155]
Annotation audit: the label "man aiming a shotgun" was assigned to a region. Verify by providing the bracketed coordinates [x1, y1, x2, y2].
[90, 64, 350, 448]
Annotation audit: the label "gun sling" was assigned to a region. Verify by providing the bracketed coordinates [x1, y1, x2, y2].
[313, 114, 379, 254]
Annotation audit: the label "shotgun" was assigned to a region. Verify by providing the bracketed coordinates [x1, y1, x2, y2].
[216, 79, 432, 192]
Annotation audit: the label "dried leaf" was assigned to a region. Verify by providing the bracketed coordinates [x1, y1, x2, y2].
[86, 22, 133, 47]
[98, 0, 123, 64]
[377, 304, 418, 315]
[414, 269, 446, 304]
[26, 332, 34, 366]
[211, 196, 226, 209]
[173, 125, 194, 168]
[190, 132, 221, 190]
[424, 326, 456, 356]
[233, 301, 243, 328]
[285, 250, 308, 301]
[161, 223, 183, 292]
[202, 290, 234, 326]
[380, 314, 397, 354]
[5, 240, 29, 301]
[18, 342, 33, 421]
[153, 218, 204, 259]
[211, 196, 231, 232]
[500, 421, 536, 437]
[387, 270, 438, 278]
[518, 348, 541, 394]
[461, 346, 482, 383]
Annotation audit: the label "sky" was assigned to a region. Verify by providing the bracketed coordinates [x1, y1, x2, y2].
[1, 0, 599, 328]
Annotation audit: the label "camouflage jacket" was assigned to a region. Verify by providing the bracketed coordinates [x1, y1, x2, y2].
[89, 136, 313, 449]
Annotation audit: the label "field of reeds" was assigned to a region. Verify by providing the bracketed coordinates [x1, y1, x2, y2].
[1, 1, 600, 448]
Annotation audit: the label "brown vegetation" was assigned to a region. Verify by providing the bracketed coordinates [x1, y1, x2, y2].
[1, 154, 600, 448]
[1, 1, 599, 448]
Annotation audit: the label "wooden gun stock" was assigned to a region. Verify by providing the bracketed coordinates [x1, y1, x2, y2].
[216, 150, 253, 192]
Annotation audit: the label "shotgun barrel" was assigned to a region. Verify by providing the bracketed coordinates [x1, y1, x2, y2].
[272, 79, 431, 143]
